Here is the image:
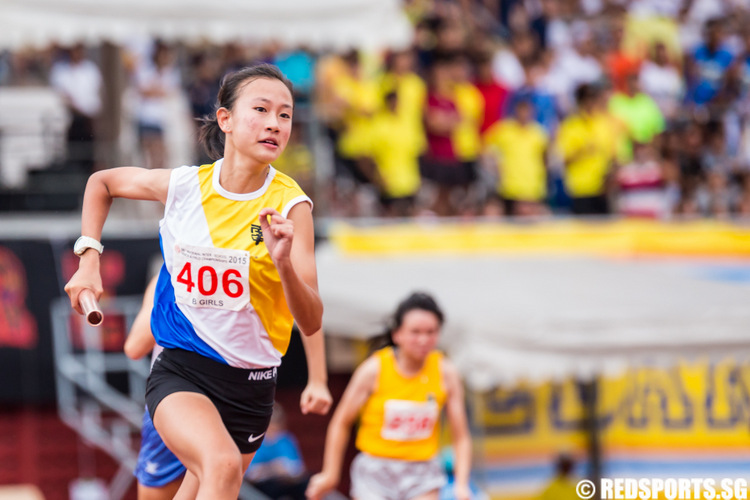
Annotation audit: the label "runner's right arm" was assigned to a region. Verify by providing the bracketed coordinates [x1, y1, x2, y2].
[65, 167, 171, 314]
[305, 354, 380, 500]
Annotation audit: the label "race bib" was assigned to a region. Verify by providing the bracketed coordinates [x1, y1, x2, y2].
[381, 400, 439, 441]
[172, 242, 250, 311]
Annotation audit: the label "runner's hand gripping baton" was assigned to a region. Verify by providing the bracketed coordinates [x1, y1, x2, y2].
[79, 289, 103, 326]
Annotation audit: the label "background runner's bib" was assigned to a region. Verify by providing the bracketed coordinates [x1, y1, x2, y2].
[151, 159, 312, 369]
[356, 347, 447, 461]
[382, 399, 440, 441]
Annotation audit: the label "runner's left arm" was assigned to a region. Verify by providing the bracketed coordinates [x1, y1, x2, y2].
[299, 329, 333, 415]
[124, 275, 158, 360]
[259, 202, 323, 336]
[444, 358, 472, 500]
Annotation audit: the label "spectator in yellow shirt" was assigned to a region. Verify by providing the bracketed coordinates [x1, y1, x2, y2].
[332, 49, 381, 186]
[538, 454, 580, 500]
[557, 84, 619, 215]
[272, 126, 315, 198]
[314, 52, 349, 132]
[450, 52, 485, 170]
[365, 91, 426, 217]
[379, 48, 427, 137]
[483, 96, 549, 216]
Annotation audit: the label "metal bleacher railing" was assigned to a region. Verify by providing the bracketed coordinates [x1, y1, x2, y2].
[49, 294, 305, 500]
[50, 294, 146, 500]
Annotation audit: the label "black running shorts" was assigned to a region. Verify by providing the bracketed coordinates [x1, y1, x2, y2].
[145, 348, 276, 454]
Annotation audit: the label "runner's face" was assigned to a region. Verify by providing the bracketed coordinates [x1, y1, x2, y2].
[225, 77, 293, 165]
[392, 309, 441, 361]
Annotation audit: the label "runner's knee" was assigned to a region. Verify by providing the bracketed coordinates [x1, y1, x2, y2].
[201, 448, 244, 487]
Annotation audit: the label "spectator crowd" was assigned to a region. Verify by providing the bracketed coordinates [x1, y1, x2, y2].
[2, 0, 750, 219]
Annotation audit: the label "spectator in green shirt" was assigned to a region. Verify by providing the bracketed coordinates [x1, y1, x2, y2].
[608, 72, 665, 163]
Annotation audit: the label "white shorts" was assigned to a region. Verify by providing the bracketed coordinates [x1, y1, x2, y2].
[350, 453, 447, 500]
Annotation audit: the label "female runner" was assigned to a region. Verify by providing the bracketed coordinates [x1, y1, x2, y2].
[65, 63, 323, 499]
[306, 292, 471, 500]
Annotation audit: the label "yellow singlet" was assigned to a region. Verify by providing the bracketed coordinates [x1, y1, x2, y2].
[355, 347, 447, 461]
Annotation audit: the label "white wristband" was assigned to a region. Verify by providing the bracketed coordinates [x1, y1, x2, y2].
[73, 236, 104, 256]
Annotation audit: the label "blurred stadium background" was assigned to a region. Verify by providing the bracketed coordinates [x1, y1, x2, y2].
[1, 0, 750, 499]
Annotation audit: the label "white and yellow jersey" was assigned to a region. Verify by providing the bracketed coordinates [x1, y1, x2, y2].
[151, 159, 311, 368]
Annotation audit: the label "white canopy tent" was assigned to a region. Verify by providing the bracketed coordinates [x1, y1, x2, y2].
[0, 0, 412, 50]
[316, 225, 750, 391]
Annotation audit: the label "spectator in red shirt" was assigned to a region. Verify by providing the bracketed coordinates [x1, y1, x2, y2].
[473, 50, 510, 134]
[422, 52, 465, 216]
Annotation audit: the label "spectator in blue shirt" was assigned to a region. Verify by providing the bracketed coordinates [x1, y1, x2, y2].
[273, 47, 316, 100]
[505, 66, 559, 135]
[687, 18, 734, 107]
[245, 403, 308, 500]
[439, 447, 489, 500]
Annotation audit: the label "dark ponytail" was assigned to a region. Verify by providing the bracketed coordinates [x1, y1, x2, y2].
[198, 117, 225, 161]
[369, 291, 445, 352]
[198, 63, 294, 161]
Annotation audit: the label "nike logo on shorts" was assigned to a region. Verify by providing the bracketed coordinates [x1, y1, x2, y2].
[247, 433, 265, 443]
